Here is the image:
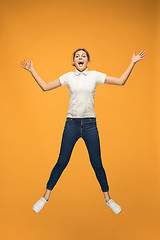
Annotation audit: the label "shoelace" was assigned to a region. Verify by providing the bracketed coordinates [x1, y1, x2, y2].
[110, 202, 118, 208]
[106, 199, 119, 209]
[37, 199, 45, 208]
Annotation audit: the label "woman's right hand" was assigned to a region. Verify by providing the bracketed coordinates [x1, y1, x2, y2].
[21, 59, 33, 72]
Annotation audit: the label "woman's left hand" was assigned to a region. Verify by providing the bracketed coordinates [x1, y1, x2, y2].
[132, 50, 146, 64]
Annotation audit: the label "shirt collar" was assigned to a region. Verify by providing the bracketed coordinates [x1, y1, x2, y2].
[75, 67, 88, 76]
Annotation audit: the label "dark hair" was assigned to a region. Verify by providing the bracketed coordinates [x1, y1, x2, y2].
[72, 48, 90, 66]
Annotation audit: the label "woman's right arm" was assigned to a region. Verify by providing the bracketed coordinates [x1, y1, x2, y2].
[21, 59, 62, 91]
[44, 78, 62, 91]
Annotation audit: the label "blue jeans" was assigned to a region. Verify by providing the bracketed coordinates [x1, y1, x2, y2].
[46, 117, 109, 192]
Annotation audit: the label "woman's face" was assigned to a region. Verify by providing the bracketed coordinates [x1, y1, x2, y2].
[73, 50, 89, 72]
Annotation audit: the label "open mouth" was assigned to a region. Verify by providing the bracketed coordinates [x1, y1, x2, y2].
[78, 61, 84, 67]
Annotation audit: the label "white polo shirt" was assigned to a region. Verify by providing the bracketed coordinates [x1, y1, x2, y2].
[59, 67, 106, 118]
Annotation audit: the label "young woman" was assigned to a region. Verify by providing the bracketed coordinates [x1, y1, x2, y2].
[21, 48, 146, 214]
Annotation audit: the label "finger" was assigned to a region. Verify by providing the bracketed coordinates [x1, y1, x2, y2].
[140, 50, 146, 55]
[140, 53, 146, 58]
[139, 51, 143, 56]
[21, 61, 26, 64]
[139, 57, 145, 60]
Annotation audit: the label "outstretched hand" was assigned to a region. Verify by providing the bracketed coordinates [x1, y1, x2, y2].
[132, 50, 146, 64]
[21, 59, 33, 72]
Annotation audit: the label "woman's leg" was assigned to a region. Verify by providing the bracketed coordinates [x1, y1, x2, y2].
[44, 119, 80, 200]
[43, 189, 51, 201]
[82, 119, 111, 201]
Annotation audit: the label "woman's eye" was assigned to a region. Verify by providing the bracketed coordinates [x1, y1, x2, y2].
[75, 55, 86, 58]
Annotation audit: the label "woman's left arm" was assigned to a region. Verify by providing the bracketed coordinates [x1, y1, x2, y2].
[104, 50, 146, 85]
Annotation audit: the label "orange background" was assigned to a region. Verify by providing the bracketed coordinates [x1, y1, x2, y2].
[0, 0, 159, 239]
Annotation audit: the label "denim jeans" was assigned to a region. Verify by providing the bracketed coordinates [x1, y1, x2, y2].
[46, 117, 109, 192]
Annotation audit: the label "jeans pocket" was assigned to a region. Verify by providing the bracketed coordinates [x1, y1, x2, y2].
[89, 118, 96, 123]
[66, 118, 73, 123]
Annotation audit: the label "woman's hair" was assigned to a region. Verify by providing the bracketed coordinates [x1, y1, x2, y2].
[72, 48, 90, 66]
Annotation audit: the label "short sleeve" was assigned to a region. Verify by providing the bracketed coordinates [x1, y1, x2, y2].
[95, 71, 107, 84]
[59, 72, 69, 86]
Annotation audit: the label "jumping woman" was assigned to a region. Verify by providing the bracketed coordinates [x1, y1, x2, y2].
[21, 48, 146, 214]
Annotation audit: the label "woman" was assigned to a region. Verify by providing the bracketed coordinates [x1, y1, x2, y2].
[21, 48, 146, 214]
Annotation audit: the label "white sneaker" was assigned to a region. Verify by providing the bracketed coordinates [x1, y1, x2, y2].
[104, 198, 122, 214]
[32, 197, 47, 213]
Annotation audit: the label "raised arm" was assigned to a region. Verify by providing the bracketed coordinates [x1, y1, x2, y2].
[44, 78, 62, 91]
[21, 59, 62, 91]
[104, 50, 146, 86]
